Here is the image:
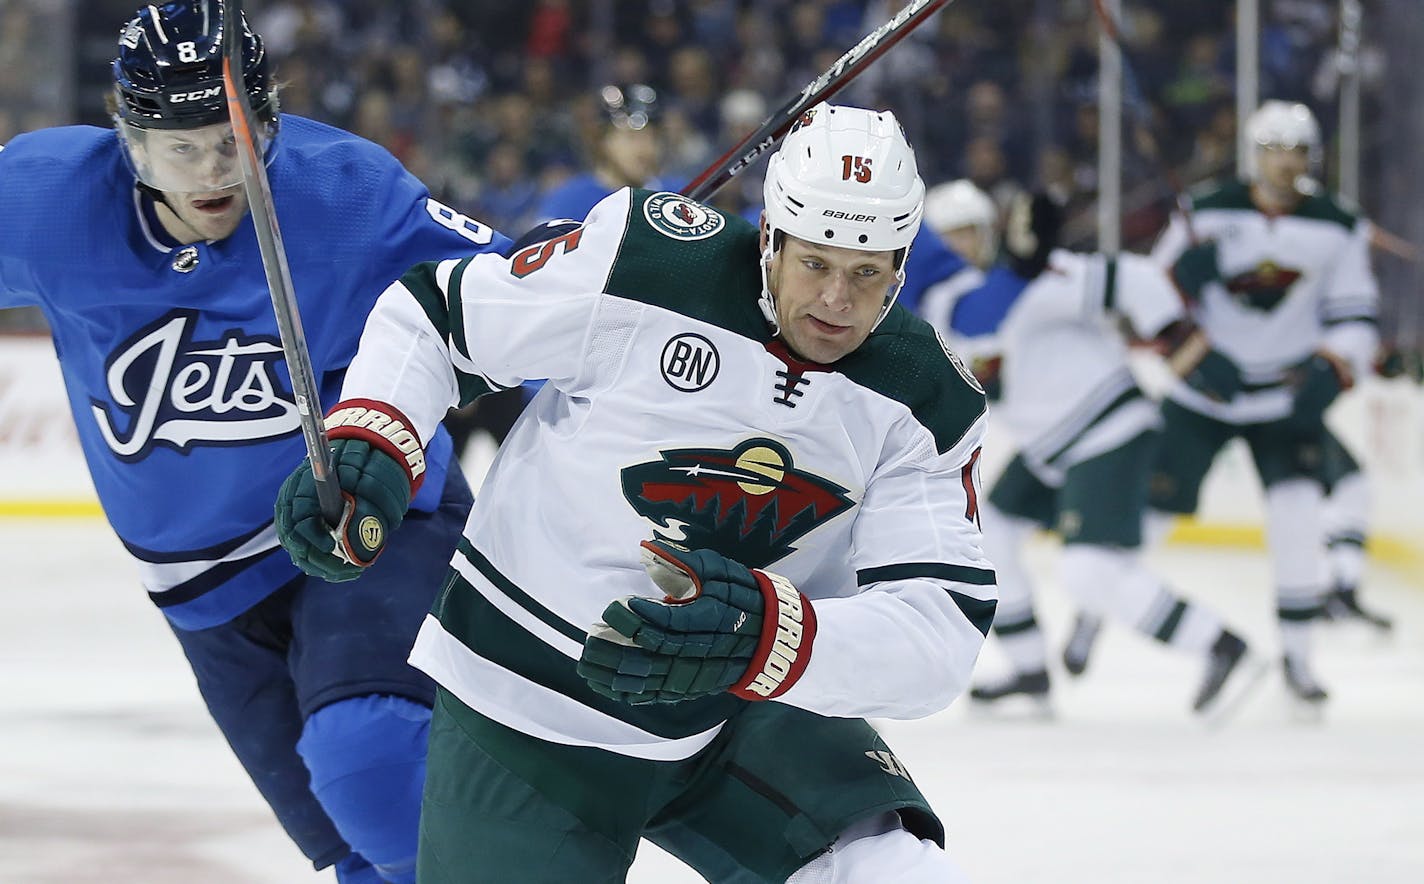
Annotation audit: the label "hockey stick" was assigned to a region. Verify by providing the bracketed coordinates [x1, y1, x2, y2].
[219, 0, 343, 528]
[681, 0, 954, 203]
[1090, 0, 1200, 242]
[1089, 0, 1221, 375]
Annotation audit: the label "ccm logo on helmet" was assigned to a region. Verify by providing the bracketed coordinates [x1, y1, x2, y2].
[170, 86, 223, 103]
[822, 209, 877, 223]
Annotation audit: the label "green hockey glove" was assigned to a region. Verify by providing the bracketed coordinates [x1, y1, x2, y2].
[1171, 241, 1221, 303]
[274, 400, 426, 583]
[1185, 349, 1242, 402]
[577, 541, 818, 704]
[1285, 353, 1350, 432]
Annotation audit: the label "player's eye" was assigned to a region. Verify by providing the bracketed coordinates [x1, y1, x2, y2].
[856, 266, 881, 278]
[801, 258, 825, 271]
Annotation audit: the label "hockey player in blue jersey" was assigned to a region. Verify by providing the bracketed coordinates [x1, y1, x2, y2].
[0, 3, 509, 882]
[535, 83, 675, 224]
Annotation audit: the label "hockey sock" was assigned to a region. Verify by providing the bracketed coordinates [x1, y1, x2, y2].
[1143, 509, 1176, 549]
[297, 694, 432, 884]
[1323, 470, 1369, 590]
[1145, 597, 1223, 654]
[1280, 618, 1313, 667]
[978, 504, 1045, 674]
[994, 617, 1049, 676]
[1266, 479, 1330, 631]
[786, 812, 971, 884]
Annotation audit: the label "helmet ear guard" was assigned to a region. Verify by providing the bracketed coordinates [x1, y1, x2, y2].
[759, 103, 925, 332]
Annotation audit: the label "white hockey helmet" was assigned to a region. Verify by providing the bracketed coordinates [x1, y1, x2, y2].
[760, 103, 925, 332]
[1244, 100, 1321, 178]
[924, 179, 998, 267]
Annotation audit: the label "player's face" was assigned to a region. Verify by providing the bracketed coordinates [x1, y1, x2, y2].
[1256, 145, 1310, 198]
[127, 121, 251, 241]
[942, 224, 994, 269]
[766, 234, 898, 364]
[602, 125, 661, 187]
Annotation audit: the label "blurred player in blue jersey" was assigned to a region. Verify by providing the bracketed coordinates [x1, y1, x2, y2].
[535, 83, 670, 224]
[0, 3, 510, 881]
[450, 83, 676, 451]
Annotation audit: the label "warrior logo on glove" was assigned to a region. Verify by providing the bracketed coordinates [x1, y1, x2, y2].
[620, 438, 853, 569]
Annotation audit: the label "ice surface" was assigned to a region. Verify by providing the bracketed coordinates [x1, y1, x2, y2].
[2, 521, 1420, 883]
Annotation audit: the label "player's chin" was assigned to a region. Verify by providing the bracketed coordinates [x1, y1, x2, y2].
[184, 208, 244, 241]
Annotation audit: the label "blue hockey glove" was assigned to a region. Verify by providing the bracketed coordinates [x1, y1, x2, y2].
[274, 400, 427, 583]
[577, 541, 818, 705]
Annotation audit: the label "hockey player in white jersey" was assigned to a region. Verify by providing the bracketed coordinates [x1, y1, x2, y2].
[918, 183, 1260, 714]
[1142, 100, 1380, 705]
[275, 104, 992, 882]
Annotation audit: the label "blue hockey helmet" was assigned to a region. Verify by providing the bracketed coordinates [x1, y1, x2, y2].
[112, 1, 277, 134]
[112, 1, 277, 193]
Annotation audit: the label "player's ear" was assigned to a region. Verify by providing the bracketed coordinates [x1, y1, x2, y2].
[758, 211, 769, 252]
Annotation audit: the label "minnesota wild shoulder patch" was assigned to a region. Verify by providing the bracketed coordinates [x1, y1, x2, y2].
[643, 192, 725, 241]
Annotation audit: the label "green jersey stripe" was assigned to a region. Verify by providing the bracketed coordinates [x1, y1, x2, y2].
[456, 539, 587, 645]
[398, 260, 451, 338]
[446, 256, 476, 362]
[431, 571, 742, 739]
[855, 564, 997, 635]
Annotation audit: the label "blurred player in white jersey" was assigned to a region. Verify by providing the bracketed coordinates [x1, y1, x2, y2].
[920, 183, 1261, 716]
[1139, 101, 1380, 707]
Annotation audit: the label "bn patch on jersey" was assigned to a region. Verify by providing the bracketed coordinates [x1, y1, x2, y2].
[643, 192, 725, 241]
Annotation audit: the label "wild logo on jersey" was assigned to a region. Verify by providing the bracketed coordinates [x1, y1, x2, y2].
[621, 438, 854, 569]
[1225, 260, 1303, 311]
[90, 309, 300, 461]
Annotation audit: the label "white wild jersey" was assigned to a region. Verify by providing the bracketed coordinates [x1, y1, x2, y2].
[340, 188, 995, 760]
[1152, 180, 1378, 424]
[996, 251, 1178, 479]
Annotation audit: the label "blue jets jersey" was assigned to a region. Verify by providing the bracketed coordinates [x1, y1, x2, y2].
[535, 172, 683, 224]
[0, 116, 510, 629]
[897, 226, 968, 317]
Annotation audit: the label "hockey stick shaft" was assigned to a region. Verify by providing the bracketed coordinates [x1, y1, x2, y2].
[220, 0, 342, 527]
[681, 0, 954, 203]
[1090, 0, 1199, 243]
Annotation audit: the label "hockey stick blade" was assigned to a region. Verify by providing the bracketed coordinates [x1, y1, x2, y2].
[682, 0, 954, 203]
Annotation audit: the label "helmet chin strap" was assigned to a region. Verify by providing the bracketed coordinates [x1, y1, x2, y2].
[757, 241, 781, 336]
[136, 181, 210, 244]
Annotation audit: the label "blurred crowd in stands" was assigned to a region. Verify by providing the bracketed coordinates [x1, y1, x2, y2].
[0, 0, 1388, 332]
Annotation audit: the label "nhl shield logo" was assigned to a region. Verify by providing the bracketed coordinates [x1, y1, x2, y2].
[643, 192, 725, 241]
[171, 246, 201, 273]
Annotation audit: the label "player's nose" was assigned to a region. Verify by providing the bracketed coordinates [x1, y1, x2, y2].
[820, 272, 852, 309]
